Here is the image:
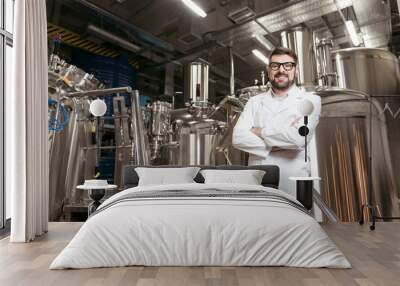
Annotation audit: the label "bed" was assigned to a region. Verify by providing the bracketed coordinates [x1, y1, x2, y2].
[50, 165, 350, 269]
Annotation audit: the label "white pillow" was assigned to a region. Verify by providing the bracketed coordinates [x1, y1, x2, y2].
[135, 167, 201, 186]
[200, 169, 266, 185]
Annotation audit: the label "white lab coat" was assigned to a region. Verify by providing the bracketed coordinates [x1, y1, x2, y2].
[232, 85, 321, 197]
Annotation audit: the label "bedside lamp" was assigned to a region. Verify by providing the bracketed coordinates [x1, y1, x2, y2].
[298, 99, 314, 162]
[289, 99, 318, 210]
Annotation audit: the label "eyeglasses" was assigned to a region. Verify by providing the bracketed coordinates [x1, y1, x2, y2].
[269, 62, 296, 71]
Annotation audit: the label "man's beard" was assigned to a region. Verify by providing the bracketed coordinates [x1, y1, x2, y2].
[270, 73, 295, 90]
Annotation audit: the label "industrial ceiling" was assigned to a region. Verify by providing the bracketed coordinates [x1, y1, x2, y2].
[46, 0, 399, 100]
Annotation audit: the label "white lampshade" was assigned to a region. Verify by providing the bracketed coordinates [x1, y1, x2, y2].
[89, 99, 107, 117]
[298, 99, 314, 116]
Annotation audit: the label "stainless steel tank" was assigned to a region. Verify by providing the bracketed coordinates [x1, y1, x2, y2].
[158, 60, 226, 165]
[149, 101, 172, 161]
[48, 55, 151, 220]
[64, 98, 98, 207]
[332, 47, 400, 95]
[48, 95, 98, 220]
[211, 85, 270, 165]
[48, 56, 102, 221]
[184, 61, 210, 105]
[331, 47, 400, 214]
[168, 111, 226, 165]
[281, 25, 316, 87]
[313, 88, 400, 222]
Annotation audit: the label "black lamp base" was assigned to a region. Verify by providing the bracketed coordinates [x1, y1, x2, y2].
[296, 180, 313, 210]
[88, 189, 105, 216]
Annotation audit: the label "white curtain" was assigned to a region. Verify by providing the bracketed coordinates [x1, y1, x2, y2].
[7, 0, 49, 242]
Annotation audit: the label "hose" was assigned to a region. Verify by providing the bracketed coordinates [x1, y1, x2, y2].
[48, 98, 70, 132]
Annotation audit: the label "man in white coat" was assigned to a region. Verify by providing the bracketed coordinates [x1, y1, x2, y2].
[232, 47, 321, 197]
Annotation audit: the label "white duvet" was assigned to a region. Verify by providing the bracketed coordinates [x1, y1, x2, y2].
[50, 183, 351, 269]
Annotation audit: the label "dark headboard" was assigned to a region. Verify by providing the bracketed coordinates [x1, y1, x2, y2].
[122, 165, 280, 189]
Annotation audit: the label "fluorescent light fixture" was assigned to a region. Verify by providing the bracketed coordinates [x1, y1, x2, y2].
[345, 20, 361, 46]
[252, 49, 269, 65]
[253, 34, 275, 51]
[182, 0, 207, 18]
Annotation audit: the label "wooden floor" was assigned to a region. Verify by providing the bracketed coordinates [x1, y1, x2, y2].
[0, 222, 399, 286]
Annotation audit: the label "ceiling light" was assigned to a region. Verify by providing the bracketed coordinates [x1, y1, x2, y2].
[253, 34, 275, 51]
[252, 49, 269, 65]
[345, 20, 361, 46]
[182, 0, 207, 18]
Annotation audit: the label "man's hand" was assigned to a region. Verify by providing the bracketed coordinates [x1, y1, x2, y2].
[251, 127, 262, 138]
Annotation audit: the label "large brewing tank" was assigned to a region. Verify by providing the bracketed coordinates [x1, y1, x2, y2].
[313, 88, 400, 221]
[48, 94, 86, 221]
[166, 108, 226, 165]
[48, 57, 104, 221]
[210, 84, 269, 165]
[332, 47, 400, 209]
[333, 47, 400, 95]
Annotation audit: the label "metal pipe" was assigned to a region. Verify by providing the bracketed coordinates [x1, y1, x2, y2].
[73, 0, 175, 52]
[229, 47, 235, 97]
[334, 0, 347, 23]
[130, 90, 150, 165]
[130, 91, 141, 165]
[261, 71, 265, 86]
[65, 87, 132, 98]
[315, 38, 336, 87]
[87, 24, 141, 53]
[82, 145, 133, 150]
[254, 19, 280, 46]
[208, 96, 244, 119]
[352, 0, 391, 48]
